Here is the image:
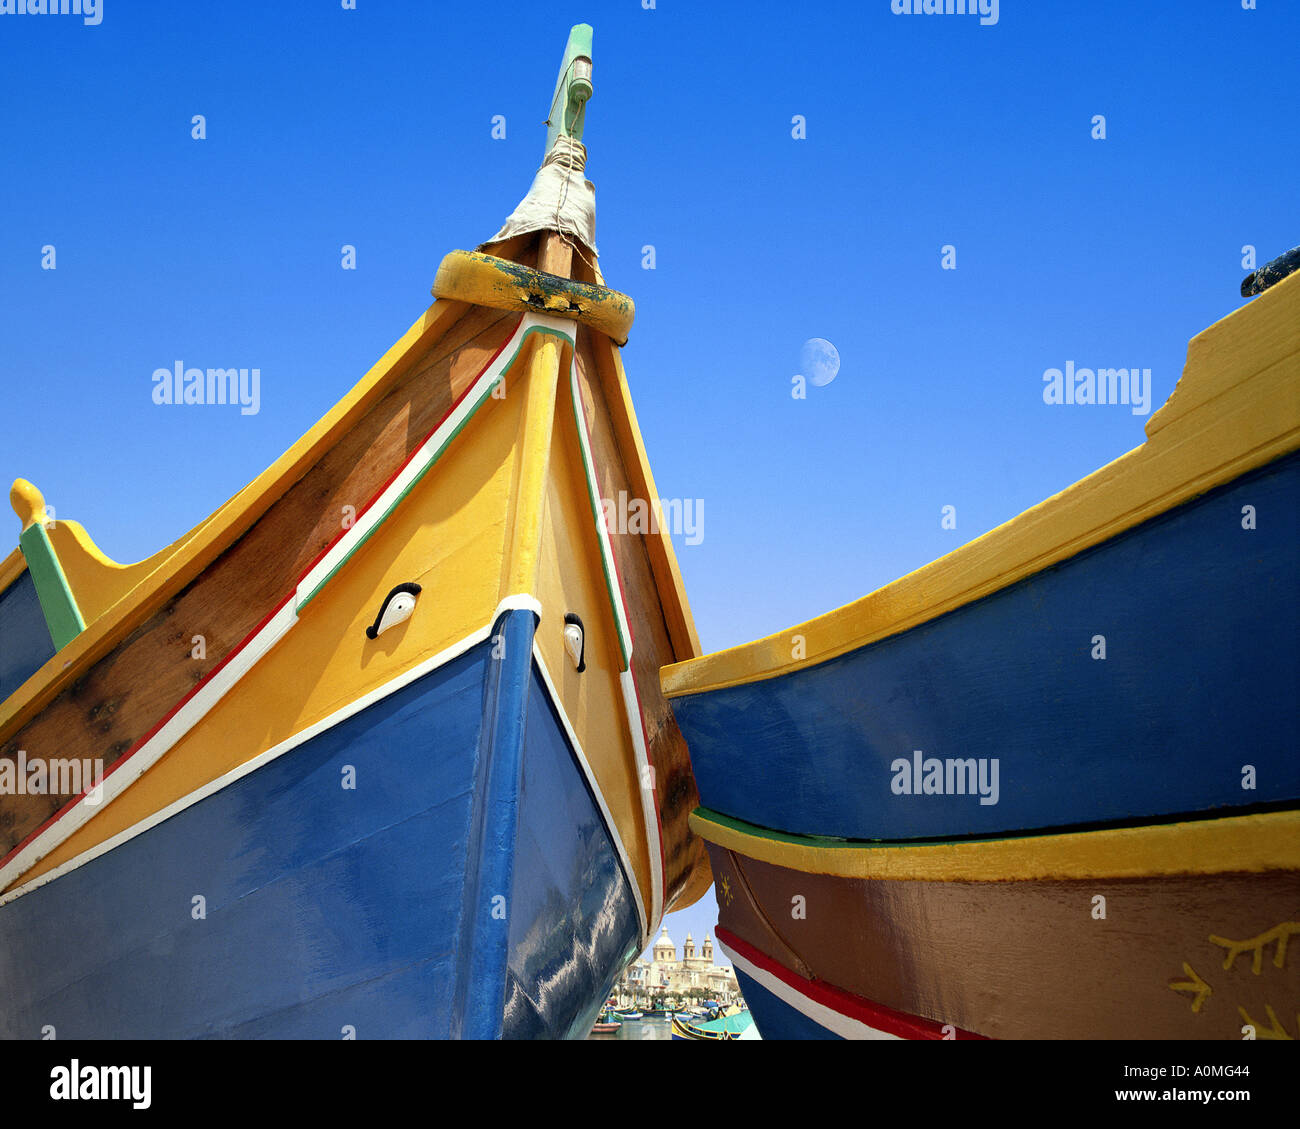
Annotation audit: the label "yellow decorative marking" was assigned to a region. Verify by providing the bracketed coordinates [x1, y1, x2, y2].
[690, 808, 1300, 881]
[1169, 963, 1212, 1013]
[10, 479, 48, 530]
[500, 333, 563, 599]
[719, 874, 733, 907]
[1210, 922, 1299, 975]
[1236, 1005, 1294, 1041]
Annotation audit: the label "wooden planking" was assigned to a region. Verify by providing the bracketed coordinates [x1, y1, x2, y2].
[0, 298, 472, 739]
[709, 843, 1300, 1040]
[0, 306, 516, 860]
[572, 326, 710, 913]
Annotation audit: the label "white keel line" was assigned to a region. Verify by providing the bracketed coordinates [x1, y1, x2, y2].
[717, 939, 899, 1041]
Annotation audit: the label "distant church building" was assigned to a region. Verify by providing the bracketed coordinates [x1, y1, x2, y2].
[615, 926, 740, 1006]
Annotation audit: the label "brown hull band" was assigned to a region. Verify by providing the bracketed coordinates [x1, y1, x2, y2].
[707, 842, 1300, 1040]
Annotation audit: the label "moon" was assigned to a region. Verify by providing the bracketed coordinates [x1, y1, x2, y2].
[799, 338, 840, 387]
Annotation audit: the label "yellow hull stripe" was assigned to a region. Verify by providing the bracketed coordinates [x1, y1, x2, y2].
[690, 807, 1300, 881]
[663, 273, 1300, 700]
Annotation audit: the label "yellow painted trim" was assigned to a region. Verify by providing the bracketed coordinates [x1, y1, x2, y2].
[663, 271, 1300, 699]
[690, 808, 1300, 882]
[0, 298, 470, 742]
[433, 251, 635, 346]
[500, 334, 564, 600]
[0, 547, 25, 597]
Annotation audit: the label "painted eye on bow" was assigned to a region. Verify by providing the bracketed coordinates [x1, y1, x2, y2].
[563, 612, 586, 672]
[366, 582, 422, 639]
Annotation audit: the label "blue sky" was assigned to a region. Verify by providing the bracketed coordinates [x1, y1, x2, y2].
[2, 1, 1296, 961]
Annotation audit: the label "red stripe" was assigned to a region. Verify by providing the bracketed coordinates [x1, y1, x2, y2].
[0, 590, 295, 872]
[716, 926, 988, 1040]
[291, 316, 523, 590]
[1, 317, 526, 880]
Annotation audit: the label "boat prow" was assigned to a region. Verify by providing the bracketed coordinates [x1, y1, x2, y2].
[0, 24, 711, 1040]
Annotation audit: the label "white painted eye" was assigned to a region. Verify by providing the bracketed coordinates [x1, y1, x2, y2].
[564, 623, 584, 669]
[367, 583, 421, 639]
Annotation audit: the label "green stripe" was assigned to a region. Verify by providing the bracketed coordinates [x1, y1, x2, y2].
[19, 522, 86, 650]
[693, 805, 1184, 853]
[570, 380, 631, 669]
[297, 324, 571, 612]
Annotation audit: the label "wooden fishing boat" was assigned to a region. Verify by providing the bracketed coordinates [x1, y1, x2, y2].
[670, 1005, 753, 1041]
[0, 24, 710, 1040]
[661, 257, 1300, 1040]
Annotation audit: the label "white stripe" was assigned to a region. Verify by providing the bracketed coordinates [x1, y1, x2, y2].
[295, 314, 574, 609]
[718, 939, 900, 1041]
[620, 669, 664, 934]
[532, 649, 649, 946]
[0, 610, 535, 908]
[0, 599, 299, 896]
[566, 354, 662, 930]
[568, 362, 633, 661]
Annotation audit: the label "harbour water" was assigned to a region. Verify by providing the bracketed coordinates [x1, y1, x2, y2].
[588, 1015, 675, 1040]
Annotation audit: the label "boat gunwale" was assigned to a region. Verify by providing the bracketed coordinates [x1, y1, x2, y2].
[661, 271, 1300, 701]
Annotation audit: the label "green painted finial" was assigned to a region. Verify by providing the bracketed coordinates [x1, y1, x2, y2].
[545, 23, 593, 156]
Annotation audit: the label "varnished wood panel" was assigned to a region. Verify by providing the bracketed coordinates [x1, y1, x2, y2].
[709, 843, 1300, 1040]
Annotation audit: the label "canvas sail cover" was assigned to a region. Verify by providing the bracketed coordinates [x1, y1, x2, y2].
[481, 136, 598, 256]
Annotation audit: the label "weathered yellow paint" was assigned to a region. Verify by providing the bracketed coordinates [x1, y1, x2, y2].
[663, 270, 1300, 700]
[533, 373, 654, 916]
[9, 479, 47, 530]
[433, 251, 635, 346]
[0, 547, 25, 597]
[499, 332, 565, 600]
[0, 298, 470, 743]
[690, 808, 1300, 882]
[14, 362, 527, 887]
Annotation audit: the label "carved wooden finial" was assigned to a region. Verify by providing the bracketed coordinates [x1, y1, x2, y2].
[10, 478, 48, 530]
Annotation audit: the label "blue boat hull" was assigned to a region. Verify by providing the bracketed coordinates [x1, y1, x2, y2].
[671, 451, 1300, 840]
[0, 608, 640, 1039]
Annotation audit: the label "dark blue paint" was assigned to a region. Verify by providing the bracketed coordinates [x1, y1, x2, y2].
[503, 664, 641, 1038]
[0, 612, 639, 1039]
[731, 968, 840, 1040]
[0, 570, 55, 703]
[672, 452, 1300, 840]
[452, 608, 534, 1039]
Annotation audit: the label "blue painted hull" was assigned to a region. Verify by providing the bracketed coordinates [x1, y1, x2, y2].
[672, 451, 1300, 839]
[0, 609, 640, 1039]
[730, 969, 841, 1040]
